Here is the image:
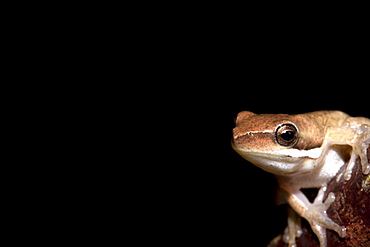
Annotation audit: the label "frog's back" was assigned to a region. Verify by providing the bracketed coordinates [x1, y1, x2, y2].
[300, 111, 350, 127]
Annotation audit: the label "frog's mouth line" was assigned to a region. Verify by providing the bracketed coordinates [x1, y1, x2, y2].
[273, 147, 323, 159]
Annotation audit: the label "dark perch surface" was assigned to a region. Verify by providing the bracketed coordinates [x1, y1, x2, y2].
[270, 147, 370, 247]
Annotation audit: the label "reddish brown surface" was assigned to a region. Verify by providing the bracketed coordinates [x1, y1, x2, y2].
[271, 147, 370, 247]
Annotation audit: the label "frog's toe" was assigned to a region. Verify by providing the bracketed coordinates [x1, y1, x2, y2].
[310, 223, 327, 247]
[363, 163, 370, 174]
[282, 226, 297, 247]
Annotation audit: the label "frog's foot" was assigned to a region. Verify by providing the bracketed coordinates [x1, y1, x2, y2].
[344, 128, 370, 180]
[282, 226, 301, 247]
[282, 206, 302, 247]
[303, 192, 346, 247]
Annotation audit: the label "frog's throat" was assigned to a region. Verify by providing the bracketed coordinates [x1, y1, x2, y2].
[235, 147, 323, 175]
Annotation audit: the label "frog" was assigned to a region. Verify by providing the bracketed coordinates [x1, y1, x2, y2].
[231, 110, 370, 247]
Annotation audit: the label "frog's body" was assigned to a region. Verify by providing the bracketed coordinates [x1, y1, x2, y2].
[231, 110, 370, 247]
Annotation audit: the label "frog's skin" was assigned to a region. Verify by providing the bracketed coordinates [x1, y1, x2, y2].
[231, 110, 370, 247]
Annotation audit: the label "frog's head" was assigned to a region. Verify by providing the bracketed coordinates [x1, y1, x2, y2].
[231, 111, 325, 175]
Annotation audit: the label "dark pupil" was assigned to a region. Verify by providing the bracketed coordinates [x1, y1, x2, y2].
[280, 130, 294, 141]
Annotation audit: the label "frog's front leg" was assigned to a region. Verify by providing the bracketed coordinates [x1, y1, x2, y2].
[325, 121, 370, 180]
[336, 121, 370, 179]
[349, 125, 370, 175]
[281, 185, 346, 247]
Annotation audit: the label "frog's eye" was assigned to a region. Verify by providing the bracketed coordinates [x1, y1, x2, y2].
[275, 123, 298, 147]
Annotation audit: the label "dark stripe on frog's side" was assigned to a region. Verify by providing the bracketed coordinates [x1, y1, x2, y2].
[234, 132, 272, 140]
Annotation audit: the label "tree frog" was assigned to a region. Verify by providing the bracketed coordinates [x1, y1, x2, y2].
[231, 110, 370, 247]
